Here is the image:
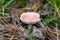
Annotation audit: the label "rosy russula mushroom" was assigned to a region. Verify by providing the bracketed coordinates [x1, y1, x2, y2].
[20, 12, 41, 31]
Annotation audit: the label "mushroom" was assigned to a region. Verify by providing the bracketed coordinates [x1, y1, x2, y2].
[20, 12, 40, 32]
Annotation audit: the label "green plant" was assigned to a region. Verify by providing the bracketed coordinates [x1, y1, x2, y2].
[0, 0, 14, 16]
[51, 0, 60, 11]
[53, 20, 60, 26]
[27, 35, 33, 40]
[44, 0, 60, 25]
[44, 15, 59, 23]
[18, 0, 29, 6]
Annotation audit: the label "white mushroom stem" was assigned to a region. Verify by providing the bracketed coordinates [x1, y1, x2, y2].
[28, 25, 32, 32]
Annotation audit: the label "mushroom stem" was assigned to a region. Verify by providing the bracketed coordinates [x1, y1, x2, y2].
[28, 25, 32, 32]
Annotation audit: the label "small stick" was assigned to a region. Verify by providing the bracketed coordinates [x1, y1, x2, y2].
[56, 26, 59, 40]
[10, 30, 16, 40]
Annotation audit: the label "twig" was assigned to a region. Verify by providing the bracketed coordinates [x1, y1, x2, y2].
[56, 26, 59, 40]
[10, 30, 16, 40]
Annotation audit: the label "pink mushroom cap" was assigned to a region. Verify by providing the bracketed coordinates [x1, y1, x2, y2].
[20, 12, 41, 24]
